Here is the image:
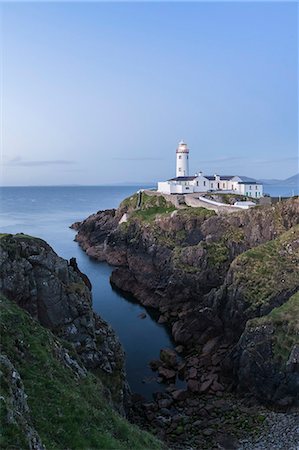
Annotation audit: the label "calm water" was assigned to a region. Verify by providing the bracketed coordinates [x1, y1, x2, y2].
[0, 185, 181, 398]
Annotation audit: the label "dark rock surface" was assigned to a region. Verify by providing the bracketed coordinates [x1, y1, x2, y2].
[0, 354, 45, 450]
[0, 234, 128, 413]
[72, 195, 299, 406]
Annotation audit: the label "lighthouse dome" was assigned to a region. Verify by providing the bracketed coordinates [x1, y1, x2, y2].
[176, 140, 189, 153]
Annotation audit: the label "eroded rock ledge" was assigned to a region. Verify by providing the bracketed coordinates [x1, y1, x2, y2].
[72, 194, 299, 406]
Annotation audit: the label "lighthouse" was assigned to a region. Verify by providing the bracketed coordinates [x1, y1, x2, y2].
[176, 140, 189, 177]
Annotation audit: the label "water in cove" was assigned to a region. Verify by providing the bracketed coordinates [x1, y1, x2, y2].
[0, 185, 184, 398]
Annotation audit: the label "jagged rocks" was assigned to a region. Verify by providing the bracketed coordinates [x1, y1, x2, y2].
[0, 234, 128, 413]
[233, 293, 299, 405]
[0, 355, 45, 450]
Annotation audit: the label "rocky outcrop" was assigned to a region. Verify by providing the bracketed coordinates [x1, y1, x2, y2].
[0, 295, 162, 450]
[72, 195, 299, 405]
[232, 292, 299, 405]
[0, 233, 128, 412]
[0, 354, 45, 450]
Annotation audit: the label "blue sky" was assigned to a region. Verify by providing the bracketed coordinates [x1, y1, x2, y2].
[1, 2, 298, 185]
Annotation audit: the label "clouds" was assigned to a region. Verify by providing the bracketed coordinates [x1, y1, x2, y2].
[198, 156, 298, 165]
[2, 157, 76, 167]
[112, 157, 164, 161]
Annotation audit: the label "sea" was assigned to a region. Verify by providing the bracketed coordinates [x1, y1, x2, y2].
[0, 185, 184, 399]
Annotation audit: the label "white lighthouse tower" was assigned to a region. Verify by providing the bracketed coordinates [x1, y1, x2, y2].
[176, 140, 189, 177]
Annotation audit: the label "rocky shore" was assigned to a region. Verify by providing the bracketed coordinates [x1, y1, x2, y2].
[72, 193, 299, 447]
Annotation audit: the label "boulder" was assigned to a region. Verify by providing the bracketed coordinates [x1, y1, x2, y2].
[160, 348, 177, 368]
[158, 367, 176, 381]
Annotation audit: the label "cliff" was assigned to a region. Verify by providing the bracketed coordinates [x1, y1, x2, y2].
[0, 233, 128, 412]
[0, 295, 162, 450]
[72, 194, 299, 405]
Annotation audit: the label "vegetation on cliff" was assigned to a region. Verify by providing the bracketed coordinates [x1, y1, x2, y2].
[224, 225, 299, 320]
[249, 291, 299, 364]
[73, 195, 299, 405]
[0, 295, 162, 450]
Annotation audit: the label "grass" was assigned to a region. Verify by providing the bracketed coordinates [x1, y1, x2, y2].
[131, 193, 176, 222]
[0, 295, 163, 450]
[230, 225, 299, 311]
[249, 292, 299, 363]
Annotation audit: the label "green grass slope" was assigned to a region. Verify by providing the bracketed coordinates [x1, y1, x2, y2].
[0, 296, 163, 450]
[250, 291, 299, 364]
[229, 224, 299, 314]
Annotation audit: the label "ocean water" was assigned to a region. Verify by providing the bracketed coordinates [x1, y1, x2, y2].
[263, 184, 298, 198]
[0, 185, 183, 398]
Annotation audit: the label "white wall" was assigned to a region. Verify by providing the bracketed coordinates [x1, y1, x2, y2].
[238, 184, 263, 198]
[176, 152, 189, 177]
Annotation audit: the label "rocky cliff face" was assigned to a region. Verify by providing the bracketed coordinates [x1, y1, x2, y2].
[0, 295, 162, 450]
[72, 194, 299, 405]
[0, 233, 128, 412]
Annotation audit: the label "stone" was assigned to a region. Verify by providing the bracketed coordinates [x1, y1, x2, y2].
[211, 380, 225, 392]
[203, 428, 214, 436]
[160, 348, 177, 368]
[158, 398, 173, 409]
[149, 359, 162, 371]
[158, 367, 176, 380]
[188, 367, 197, 379]
[158, 315, 167, 324]
[199, 378, 214, 393]
[175, 345, 184, 354]
[187, 379, 200, 392]
[201, 337, 220, 355]
[171, 389, 188, 402]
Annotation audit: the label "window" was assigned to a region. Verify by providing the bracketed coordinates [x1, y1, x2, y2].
[186, 187, 189, 190]
[203, 181, 206, 186]
[179, 155, 182, 159]
[256, 186, 258, 190]
[217, 183, 220, 189]
[211, 183, 213, 188]
[223, 183, 225, 188]
[249, 185, 252, 190]
[196, 181, 199, 186]
[187, 155, 189, 159]
[178, 167, 181, 172]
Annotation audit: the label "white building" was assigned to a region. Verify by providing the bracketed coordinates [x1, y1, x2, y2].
[157, 141, 263, 198]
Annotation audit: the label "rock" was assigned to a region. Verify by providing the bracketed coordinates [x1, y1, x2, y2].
[187, 379, 200, 392]
[199, 378, 214, 393]
[160, 348, 177, 368]
[211, 380, 225, 392]
[158, 398, 173, 409]
[201, 336, 220, 355]
[149, 359, 162, 371]
[286, 344, 299, 373]
[158, 315, 168, 324]
[158, 367, 176, 381]
[171, 389, 188, 402]
[138, 312, 146, 319]
[0, 234, 128, 414]
[187, 367, 197, 379]
[175, 345, 184, 354]
[0, 355, 45, 450]
[72, 194, 299, 407]
[203, 428, 214, 436]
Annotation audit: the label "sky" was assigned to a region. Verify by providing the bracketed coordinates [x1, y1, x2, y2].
[0, 1, 298, 186]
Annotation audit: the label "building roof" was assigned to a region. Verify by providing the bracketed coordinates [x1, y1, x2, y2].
[204, 175, 235, 180]
[238, 181, 261, 185]
[169, 176, 197, 181]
